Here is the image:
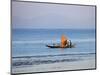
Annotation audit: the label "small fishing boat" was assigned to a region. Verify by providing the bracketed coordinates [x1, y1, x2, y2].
[46, 44, 75, 48]
[46, 35, 75, 48]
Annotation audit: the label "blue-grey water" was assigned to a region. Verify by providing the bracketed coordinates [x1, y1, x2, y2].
[12, 29, 95, 67]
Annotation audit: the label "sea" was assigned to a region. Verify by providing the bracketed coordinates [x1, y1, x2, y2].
[12, 29, 96, 71]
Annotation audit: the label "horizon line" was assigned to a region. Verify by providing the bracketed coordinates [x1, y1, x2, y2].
[12, 28, 95, 30]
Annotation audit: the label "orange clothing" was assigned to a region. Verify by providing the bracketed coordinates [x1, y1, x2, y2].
[61, 35, 68, 47]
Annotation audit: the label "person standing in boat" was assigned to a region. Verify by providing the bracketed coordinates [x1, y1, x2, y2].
[69, 40, 72, 48]
[61, 35, 69, 48]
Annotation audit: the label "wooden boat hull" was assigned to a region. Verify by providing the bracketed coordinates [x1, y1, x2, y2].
[46, 44, 75, 48]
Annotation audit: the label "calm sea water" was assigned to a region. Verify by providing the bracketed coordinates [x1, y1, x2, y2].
[12, 29, 96, 67]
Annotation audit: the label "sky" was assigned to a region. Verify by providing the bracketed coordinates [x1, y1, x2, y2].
[12, 1, 96, 29]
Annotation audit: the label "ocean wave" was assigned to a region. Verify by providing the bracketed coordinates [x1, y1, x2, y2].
[12, 39, 95, 44]
[12, 58, 80, 67]
[12, 53, 95, 67]
[12, 53, 95, 58]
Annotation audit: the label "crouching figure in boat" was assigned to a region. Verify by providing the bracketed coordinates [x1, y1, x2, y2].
[46, 35, 75, 48]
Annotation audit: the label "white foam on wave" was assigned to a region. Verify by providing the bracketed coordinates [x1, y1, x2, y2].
[12, 38, 95, 44]
[12, 40, 57, 44]
[72, 38, 95, 43]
